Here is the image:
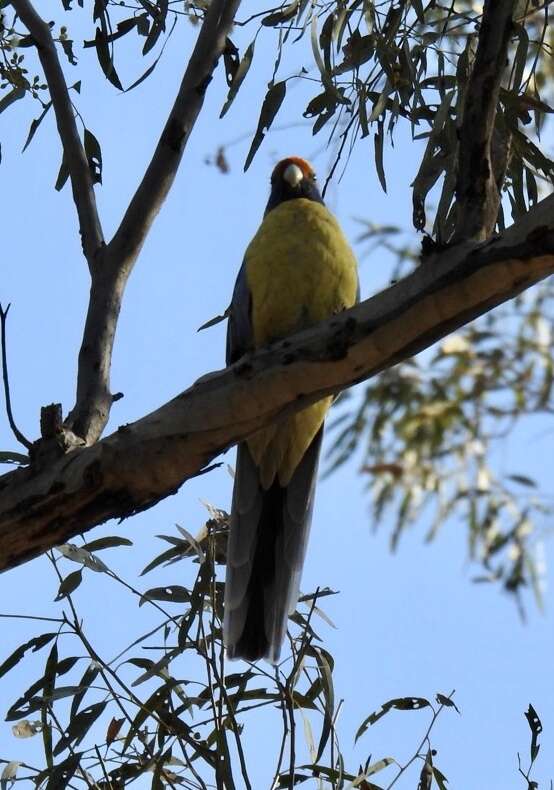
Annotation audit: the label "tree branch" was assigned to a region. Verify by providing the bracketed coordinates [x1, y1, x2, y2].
[1, 191, 554, 572]
[63, 0, 242, 446]
[454, 0, 516, 241]
[109, 0, 242, 264]
[13, 0, 104, 265]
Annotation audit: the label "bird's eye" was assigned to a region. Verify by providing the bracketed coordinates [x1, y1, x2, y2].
[312, 174, 317, 181]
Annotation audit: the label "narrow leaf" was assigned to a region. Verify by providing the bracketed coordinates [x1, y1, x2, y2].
[374, 122, 387, 193]
[55, 569, 83, 601]
[95, 27, 123, 89]
[0, 87, 25, 115]
[53, 701, 107, 756]
[55, 154, 70, 192]
[244, 81, 287, 171]
[355, 697, 430, 742]
[81, 536, 133, 552]
[220, 41, 255, 118]
[0, 633, 56, 680]
[22, 101, 52, 153]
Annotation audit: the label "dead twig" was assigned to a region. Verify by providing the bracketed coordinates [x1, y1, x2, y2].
[0, 304, 32, 451]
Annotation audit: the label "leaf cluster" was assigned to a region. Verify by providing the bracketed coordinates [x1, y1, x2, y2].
[328, 276, 554, 611]
[0, 517, 462, 789]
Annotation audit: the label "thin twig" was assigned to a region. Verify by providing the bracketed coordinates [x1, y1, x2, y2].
[0, 612, 64, 623]
[385, 690, 456, 789]
[47, 553, 183, 790]
[93, 744, 112, 786]
[0, 303, 32, 451]
[47, 704, 95, 790]
[109, 0, 242, 264]
[272, 668, 291, 789]
[206, 526, 252, 790]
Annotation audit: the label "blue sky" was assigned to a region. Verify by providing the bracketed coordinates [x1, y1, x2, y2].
[1, 2, 553, 787]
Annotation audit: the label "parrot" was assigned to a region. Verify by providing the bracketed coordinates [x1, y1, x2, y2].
[223, 156, 359, 663]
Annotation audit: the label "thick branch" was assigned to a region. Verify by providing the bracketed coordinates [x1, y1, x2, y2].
[64, 266, 128, 442]
[1, 192, 554, 572]
[455, 0, 515, 241]
[63, 0, 242, 445]
[109, 0, 241, 264]
[13, 0, 104, 264]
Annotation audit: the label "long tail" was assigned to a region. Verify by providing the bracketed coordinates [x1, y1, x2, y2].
[224, 427, 323, 663]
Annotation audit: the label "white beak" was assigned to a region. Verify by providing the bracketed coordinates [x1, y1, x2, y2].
[282, 162, 304, 188]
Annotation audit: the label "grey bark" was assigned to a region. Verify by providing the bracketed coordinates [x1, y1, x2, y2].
[14, 0, 242, 446]
[454, 0, 516, 241]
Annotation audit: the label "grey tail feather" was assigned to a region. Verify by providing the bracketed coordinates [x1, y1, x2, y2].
[224, 427, 323, 663]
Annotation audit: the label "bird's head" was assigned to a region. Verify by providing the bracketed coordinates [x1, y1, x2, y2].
[265, 156, 324, 214]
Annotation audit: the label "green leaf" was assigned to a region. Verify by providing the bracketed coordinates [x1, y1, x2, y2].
[310, 13, 349, 108]
[369, 78, 393, 123]
[355, 697, 430, 742]
[359, 85, 369, 138]
[123, 685, 168, 753]
[0, 87, 25, 115]
[44, 752, 81, 789]
[366, 757, 395, 775]
[55, 153, 70, 192]
[84, 128, 102, 184]
[262, 1, 300, 27]
[53, 701, 107, 756]
[125, 59, 158, 93]
[55, 569, 83, 601]
[139, 585, 191, 605]
[435, 692, 460, 713]
[276, 773, 310, 786]
[70, 663, 101, 720]
[22, 101, 52, 153]
[141, 543, 186, 575]
[411, 89, 455, 230]
[374, 121, 387, 193]
[525, 704, 542, 764]
[223, 37, 239, 86]
[302, 646, 334, 762]
[94, 27, 123, 89]
[60, 38, 77, 65]
[295, 764, 356, 782]
[220, 40, 255, 118]
[0, 633, 56, 681]
[244, 80, 287, 171]
[142, 0, 168, 55]
[178, 557, 212, 649]
[84, 16, 140, 48]
[43, 642, 58, 700]
[81, 536, 133, 552]
[512, 24, 529, 92]
[433, 766, 449, 790]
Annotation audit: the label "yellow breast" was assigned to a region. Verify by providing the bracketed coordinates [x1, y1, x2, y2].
[244, 198, 358, 488]
[245, 199, 358, 346]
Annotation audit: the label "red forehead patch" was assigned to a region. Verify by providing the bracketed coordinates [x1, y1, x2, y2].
[271, 157, 315, 182]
